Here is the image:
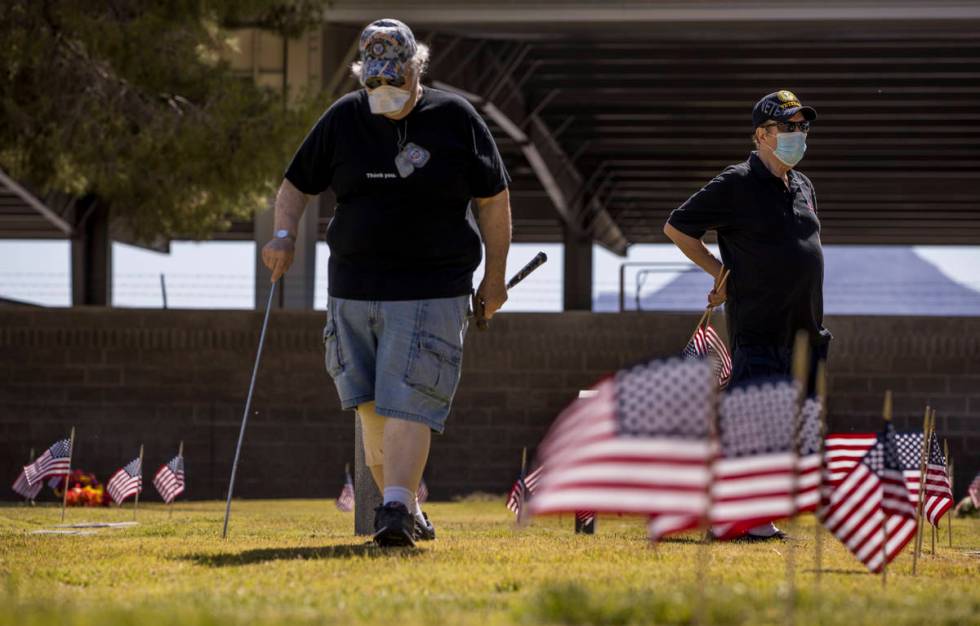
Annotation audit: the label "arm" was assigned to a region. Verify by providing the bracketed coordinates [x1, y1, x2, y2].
[663, 222, 727, 307]
[474, 187, 512, 318]
[260, 178, 311, 283]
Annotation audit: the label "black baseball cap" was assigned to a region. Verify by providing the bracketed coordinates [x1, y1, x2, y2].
[752, 90, 817, 127]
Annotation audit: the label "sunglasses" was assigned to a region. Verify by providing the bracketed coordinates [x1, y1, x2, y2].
[365, 75, 407, 89]
[762, 120, 812, 133]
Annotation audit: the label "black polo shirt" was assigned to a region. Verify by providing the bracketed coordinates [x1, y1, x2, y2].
[667, 152, 831, 349]
[284, 87, 510, 300]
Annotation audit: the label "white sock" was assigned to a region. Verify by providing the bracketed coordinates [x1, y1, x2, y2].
[747, 522, 780, 537]
[383, 486, 414, 510]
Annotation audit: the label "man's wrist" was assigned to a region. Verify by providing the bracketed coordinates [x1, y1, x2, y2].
[274, 228, 296, 242]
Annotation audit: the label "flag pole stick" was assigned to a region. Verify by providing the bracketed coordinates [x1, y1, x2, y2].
[784, 331, 810, 626]
[516, 446, 528, 526]
[222, 281, 277, 539]
[695, 370, 721, 626]
[61, 427, 75, 522]
[813, 361, 828, 590]
[134, 444, 144, 521]
[170, 440, 183, 519]
[879, 391, 892, 589]
[911, 405, 932, 575]
[946, 447, 953, 548]
[25, 447, 35, 505]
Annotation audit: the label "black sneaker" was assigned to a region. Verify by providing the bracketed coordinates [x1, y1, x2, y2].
[733, 530, 789, 543]
[373, 502, 416, 547]
[414, 511, 435, 541]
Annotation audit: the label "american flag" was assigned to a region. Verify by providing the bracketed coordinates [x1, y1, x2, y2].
[12, 469, 43, 500]
[335, 469, 354, 512]
[107, 457, 142, 505]
[795, 396, 825, 513]
[530, 357, 716, 541]
[506, 465, 543, 518]
[896, 431, 953, 527]
[969, 472, 980, 508]
[23, 439, 71, 486]
[818, 424, 917, 573]
[682, 322, 732, 388]
[708, 376, 801, 540]
[575, 510, 596, 526]
[823, 432, 877, 486]
[417, 479, 429, 504]
[153, 455, 185, 504]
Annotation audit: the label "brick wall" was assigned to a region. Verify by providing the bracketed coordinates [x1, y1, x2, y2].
[1, 309, 977, 501]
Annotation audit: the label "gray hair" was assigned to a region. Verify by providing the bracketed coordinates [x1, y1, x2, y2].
[350, 43, 431, 85]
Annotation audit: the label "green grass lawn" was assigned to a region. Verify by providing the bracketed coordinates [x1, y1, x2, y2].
[1, 498, 977, 626]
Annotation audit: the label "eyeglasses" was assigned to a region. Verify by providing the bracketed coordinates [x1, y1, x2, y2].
[365, 75, 407, 89]
[762, 120, 811, 133]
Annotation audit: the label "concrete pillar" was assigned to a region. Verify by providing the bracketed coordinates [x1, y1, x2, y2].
[71, 199, 112, 306]
[563, 224, 593, 311]
[254, 195, 319, 310]
[354, 415, 383, 535]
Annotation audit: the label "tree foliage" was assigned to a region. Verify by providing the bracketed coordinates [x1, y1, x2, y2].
[0, 1, 331, 241]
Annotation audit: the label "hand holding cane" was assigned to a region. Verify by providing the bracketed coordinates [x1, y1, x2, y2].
[473, 252, 548, 331]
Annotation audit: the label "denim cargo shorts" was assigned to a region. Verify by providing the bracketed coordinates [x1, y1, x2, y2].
[322, 295, 470, 433]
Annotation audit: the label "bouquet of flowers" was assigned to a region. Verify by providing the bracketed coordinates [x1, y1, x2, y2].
[50, 469, 110, 506]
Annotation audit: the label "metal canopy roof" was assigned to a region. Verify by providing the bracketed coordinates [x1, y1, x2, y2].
[4, 2, 980, 252]
[320, 1, 980, 249]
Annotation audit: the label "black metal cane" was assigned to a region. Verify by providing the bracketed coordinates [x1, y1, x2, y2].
[222, 281, 277, 538]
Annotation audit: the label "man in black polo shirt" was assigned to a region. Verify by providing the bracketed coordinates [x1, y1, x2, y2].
[664, 90, 831, 539]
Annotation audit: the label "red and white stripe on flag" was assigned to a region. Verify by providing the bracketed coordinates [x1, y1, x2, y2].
[707, 377, 804, 540]
[107, 457, 142, 505]
[896, 432, 953, 527]
[824, 433, 876, 486]
[152, 455, 185, 504]
[12, 469, 43, 500]
[23, 439, 71, 486]
[506, 466, 543, 516]
[818, 426, 917, 573]
[530, 358, 715, 532]
[683, 324, 732, 389]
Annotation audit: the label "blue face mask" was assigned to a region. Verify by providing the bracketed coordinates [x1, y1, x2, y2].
[771, 131, 807, 167]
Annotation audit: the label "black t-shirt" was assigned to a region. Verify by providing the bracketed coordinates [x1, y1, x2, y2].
[284, 87, 511, 300]
[667, 152, 831, 349]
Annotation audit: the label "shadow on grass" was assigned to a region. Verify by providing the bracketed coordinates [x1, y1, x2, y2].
[802, 568, 871, 576]
[182, 543, 422, 567]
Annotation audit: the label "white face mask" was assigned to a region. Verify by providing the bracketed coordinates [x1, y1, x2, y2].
[367, 85, 411, 114]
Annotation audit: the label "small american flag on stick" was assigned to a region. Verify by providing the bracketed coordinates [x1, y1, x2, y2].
[506, 466, 543, 518]
[153, 455, 185, 504]
[682, 320, 732, 389]
[23, 439, 71, 486]
[107, 457, 142, 505]
[530, 357, 716, 541]
[897, 431, 953, 527]
[969, 472, 980, 508]
[335, 465, 354, 512]
[709, 376, 803, 540]
[818, 423, 917, 573]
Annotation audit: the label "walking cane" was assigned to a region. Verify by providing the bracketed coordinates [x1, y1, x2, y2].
[222, 281, 277, 538]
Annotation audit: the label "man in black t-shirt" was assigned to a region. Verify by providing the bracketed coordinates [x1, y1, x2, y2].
[664, 90, 831, 540]
[261, 19, 512, 547]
